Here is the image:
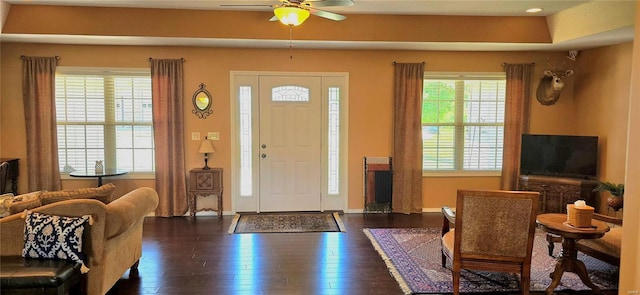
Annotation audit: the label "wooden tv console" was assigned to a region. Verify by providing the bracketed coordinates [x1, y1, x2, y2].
[518, 175, 597, 214]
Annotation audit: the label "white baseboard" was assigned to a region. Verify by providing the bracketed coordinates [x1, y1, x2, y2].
[345, 209, 364, 214]
[423, 208, 446, 213]
[145, 209, 447, 217]
[188, 211, 231, 217]
[345, 208, 446, 214]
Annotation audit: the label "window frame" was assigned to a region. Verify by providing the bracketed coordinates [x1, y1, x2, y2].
[55, 67, 155, 179]
[422, 72, 506, 177]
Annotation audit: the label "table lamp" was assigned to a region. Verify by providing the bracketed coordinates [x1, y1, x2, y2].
[198, 137, 216, 170]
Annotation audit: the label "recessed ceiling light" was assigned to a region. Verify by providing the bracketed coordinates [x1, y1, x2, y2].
[526, 8, 543, 13]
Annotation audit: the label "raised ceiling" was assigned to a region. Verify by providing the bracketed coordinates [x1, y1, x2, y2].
[0, 0, 635, 51]
[1, 0, 592, 16]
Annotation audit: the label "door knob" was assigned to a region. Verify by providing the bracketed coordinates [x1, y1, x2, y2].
[261, 144, 267, 149]
[261, 153, 267, 158]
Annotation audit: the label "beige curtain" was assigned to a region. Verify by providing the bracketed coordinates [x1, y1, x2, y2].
[392, 62, 424, 214]
[501, 63, 534, 190]
[22, 56, 61, 192]
[150, 59, 188, 217]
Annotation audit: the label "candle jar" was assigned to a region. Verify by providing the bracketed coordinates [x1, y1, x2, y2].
[95, 160, 104, 174]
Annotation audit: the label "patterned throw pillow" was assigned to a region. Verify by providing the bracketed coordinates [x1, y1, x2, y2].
[0, 193, 15, 218]
[22, 211, 91, 273]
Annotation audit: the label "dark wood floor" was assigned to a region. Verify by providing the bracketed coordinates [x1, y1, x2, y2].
[106, 213, 617, 295]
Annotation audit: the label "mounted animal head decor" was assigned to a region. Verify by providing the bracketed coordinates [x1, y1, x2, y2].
[535, 69, 574, 106]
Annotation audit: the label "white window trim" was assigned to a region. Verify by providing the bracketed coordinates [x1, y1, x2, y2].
[423, 171, 502, 177]
[56, 66, 155, 176]
[422, 72, 506, 175]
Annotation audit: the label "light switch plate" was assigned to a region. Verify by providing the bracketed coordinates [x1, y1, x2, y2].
[192, 132, 200, 140]
[208, 132, 219, 140]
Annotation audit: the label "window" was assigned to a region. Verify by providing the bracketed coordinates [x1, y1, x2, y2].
[55, 68, 154, 174]
[272, 86, 310, 102]
[327, 87, 340, 195]
[422, 73, 506, 173]
[238, 86, 253, 196]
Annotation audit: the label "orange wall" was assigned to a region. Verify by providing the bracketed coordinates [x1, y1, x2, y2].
[0, 42, 585, 210]
[619, 4, 640, 290]
[574, 42, 633, 213]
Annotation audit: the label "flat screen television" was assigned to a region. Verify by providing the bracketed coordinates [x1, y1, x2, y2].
[520, 134, 598, 179]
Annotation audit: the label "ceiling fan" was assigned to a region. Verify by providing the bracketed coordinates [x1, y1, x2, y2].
[221, 0, 355, 26]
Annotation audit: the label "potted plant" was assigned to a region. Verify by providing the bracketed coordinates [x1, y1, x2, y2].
[593, 181, 625, 211]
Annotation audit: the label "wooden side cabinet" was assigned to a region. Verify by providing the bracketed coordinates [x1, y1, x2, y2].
[189, 168, 223, 218]
[519, 175, 597, 214]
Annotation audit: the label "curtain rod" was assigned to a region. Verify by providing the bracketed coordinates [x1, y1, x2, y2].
[392, 61, 426, 65]
[148, 57, 185, 62]
[502, 62, 535, 67]
[20, 55, 60, 60]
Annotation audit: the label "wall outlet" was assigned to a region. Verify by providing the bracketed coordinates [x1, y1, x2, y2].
[208, 132, 219, 140]
[192, 132, 200, 140]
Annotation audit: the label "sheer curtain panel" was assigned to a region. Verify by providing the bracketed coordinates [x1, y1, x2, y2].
[501, 63, 534, 190]
[392, 63, 424, 214]
[22, 56, 61, 192]
[150, 59, 188, 217]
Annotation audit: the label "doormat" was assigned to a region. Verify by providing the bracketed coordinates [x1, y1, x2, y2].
[228, 212, 346, 234]
[364, 228, 618, 294]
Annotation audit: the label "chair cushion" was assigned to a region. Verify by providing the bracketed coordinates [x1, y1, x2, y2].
[576, 227, 622, 259]
[40, 183, 116, 205]
[22, 211, 91, 272]
[442, 229, 455, 259]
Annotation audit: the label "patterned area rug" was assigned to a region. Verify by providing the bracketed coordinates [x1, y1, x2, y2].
[228, 212, 346, 233]
[364, 228, 619, 294]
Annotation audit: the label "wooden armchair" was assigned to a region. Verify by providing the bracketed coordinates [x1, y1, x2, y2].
[441, 189, 540, 295]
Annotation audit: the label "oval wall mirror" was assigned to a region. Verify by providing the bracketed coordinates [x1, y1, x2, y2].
[192, 83, 213, 119]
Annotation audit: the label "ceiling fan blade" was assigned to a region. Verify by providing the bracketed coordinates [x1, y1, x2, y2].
[309, 8, 346, 21]
[219, 4, 274, 7]
[304, 0, 354, 7]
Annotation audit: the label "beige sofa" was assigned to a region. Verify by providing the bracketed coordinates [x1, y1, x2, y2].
[576, 213, 622, 266]
[0, 187, 159, 295]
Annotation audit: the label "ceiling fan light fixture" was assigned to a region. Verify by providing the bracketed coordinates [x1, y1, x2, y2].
[274, 6, 310, 26]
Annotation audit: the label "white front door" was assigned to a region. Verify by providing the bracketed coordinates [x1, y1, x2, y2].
[258, 76, 322, 211]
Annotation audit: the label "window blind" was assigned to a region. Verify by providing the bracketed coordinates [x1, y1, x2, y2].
[422, 74, 506, 172]
[55, 69, 154, 174]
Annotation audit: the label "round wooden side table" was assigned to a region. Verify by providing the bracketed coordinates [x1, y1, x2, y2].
[536, 213, 610, 295]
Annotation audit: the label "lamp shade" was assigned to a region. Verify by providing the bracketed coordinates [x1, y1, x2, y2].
[198, 138, 216, 154]
[274, 6, 310, 26]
